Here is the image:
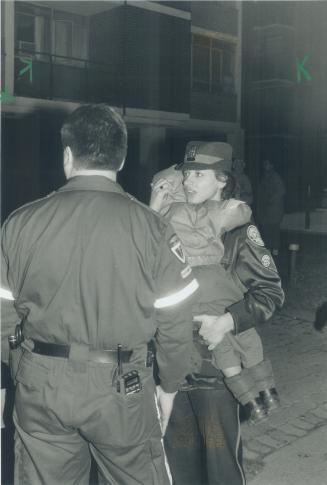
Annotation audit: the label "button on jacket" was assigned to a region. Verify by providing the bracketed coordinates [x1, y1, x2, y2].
[1, 175, 197, 392]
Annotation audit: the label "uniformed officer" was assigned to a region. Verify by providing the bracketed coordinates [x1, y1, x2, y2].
[150, 141, 284, 485]
[1, 104, 199, 485]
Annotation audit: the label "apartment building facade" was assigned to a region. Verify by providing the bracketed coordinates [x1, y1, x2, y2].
[242, 1, 327, 211]
[1, 0, 244, 217]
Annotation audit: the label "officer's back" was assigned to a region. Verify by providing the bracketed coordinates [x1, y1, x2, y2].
[1, 104, 197, 485]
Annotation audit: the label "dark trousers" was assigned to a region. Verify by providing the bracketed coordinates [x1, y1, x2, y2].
[164, 388, 246, 485]
[13, 348, 170, 485]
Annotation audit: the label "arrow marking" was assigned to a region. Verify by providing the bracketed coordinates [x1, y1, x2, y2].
[17, 57, 33, 83]
[296, 54, 312, 83]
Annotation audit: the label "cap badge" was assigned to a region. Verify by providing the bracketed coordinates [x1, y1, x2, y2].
[186, 144, 198, 161]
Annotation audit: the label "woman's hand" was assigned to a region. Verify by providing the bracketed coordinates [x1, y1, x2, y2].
[149, 178, 172, 213]
[193, 313, 235, 350]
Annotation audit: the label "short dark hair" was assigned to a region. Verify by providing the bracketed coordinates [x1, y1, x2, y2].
[215, 170, 236, 200]
[61, 104, 127, 170]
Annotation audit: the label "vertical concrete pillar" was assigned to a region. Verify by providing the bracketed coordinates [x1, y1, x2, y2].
[139, 126, 168, 203]
[288, 243, 300, 286]
[235, 1, 242, 125]
[3, 0, 15, 95]
[227, 129, 244, 159]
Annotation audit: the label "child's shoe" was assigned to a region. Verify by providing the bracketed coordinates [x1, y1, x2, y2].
[259, 387, 280, 414]
[244, 397, 267, 425]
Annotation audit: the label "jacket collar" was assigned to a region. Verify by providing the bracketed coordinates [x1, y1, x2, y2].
[57, 175, 126, 195]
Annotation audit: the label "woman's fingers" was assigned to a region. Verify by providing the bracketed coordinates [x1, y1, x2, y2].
[151, 178, 171, 192]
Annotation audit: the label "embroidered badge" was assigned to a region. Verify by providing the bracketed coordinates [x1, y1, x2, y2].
[247, 225, 264, 247]
[169, 234, 186, 263]
[261, 254, 271, 267]
[186, 144, 198, 161]
[181, 265, 192, 279]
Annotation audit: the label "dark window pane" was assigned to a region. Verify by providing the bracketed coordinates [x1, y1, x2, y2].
[223, 49, 234, 77]
[212, 49, 222, 84]
[54, 20, 72, 59]
[193, 45, 210, 84]
[16, 13, 34, 43]
[212, 38, 224, 49]
[193, 34, 210, 47]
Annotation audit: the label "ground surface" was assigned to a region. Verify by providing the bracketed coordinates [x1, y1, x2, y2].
[242, 233, 327, 485]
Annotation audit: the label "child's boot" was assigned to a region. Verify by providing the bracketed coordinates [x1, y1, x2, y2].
[248, 359, 280, 414]
[243, 397, 267, 425]
[259, 387, 280, 413]
[224, 370, 267, 425]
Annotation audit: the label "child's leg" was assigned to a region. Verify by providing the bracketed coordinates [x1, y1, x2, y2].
[235, 328, 275, 391]
[212, 336, 253, 401]
[211, 335, 241, 375]
[213, 334, 267, 424]
[235, 328, 280, 412]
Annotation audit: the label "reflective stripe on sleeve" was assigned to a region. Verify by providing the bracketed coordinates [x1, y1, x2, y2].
[154, 278, 199, 309]
[0, 287, 14, 300]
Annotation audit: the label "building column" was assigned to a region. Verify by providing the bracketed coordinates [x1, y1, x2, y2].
[3, 1, 15, 95]
[227, 128, 244, 159]
[139, 126, 168, 203]
[235, 1, 242, 124]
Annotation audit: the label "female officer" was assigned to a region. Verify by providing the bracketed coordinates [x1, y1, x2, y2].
[150, 141, 284, 485]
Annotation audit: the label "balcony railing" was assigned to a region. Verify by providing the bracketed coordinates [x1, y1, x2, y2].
[13, 49, 124, 105]
[11, 49, 190, 113]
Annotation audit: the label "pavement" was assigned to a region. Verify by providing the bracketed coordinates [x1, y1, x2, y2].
[241, 235, 327, 485]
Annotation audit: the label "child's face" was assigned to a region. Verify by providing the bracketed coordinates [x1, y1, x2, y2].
[183, 169, 222, 204]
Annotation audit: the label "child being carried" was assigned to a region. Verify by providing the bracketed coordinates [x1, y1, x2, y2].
[150, 165, 280, 424]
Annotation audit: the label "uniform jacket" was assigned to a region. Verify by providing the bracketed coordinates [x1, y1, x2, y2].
[182, 222, 284, 391]
[166, 199, 252, 267]
[221, 223, 285, 334]
[1, 176, 198, 393]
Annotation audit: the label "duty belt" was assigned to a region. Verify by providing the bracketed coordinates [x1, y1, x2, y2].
[31, 340, 133, 363]
[31, 339, 155, 366]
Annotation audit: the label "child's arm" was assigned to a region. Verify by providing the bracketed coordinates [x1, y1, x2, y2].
[216, 199, 252, 233]
[150, 165, 185, 216]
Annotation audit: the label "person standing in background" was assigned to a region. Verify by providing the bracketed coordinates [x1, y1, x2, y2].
[232, 159, 254, 206]
[257, 159, 286, 256]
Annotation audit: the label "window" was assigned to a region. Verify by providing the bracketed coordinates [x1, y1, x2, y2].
[54, 20, 73, 59]
[16, 12, 35, 51]
[192, 34, 236, 94]
[15, 3, 88, 64]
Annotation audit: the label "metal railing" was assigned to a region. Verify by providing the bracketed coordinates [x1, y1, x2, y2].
[9, 48, 191, 112]
[13, 49, 124, 105]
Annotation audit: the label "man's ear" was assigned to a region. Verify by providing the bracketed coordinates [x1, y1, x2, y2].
[63, 147, 73, 179]
[117, 158, 125, 172]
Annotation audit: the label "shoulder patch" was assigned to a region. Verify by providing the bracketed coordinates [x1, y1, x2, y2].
[169, 234, 186, 263]
[247, 225, 265, 247]
[261, 254, 271, 268]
